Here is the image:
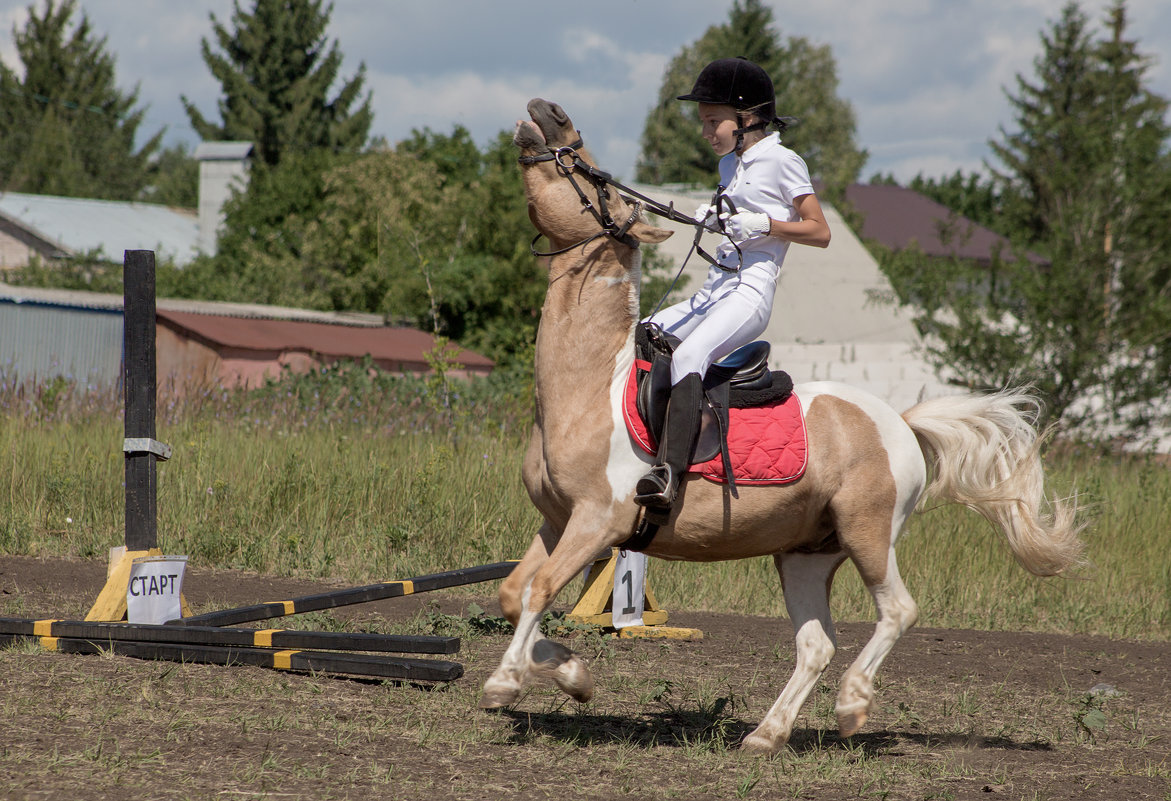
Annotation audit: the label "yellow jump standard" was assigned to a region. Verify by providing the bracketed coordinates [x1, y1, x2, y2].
[567, 550, 702, 640]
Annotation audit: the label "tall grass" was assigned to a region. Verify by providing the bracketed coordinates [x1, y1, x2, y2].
[652, 451, 1171, 639]
[2, 365, 1167, 639]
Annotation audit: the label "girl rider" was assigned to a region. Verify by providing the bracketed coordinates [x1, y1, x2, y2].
[634, 57, 831, 513]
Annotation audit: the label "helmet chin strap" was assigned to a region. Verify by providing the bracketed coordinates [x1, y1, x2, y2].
[733, 116, 771, 153]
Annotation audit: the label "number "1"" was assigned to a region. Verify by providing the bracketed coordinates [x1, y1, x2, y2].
[620, 569, 636, 615]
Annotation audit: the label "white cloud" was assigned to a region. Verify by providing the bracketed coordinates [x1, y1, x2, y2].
[0, 4, 28, 75]
[1, 0, 1168, 184]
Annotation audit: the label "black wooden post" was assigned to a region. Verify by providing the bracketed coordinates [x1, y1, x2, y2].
[123, 250, 158, 551]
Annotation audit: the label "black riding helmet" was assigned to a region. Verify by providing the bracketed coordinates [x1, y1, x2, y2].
[678, 57, 787, 147]
[678, 57, 775, 115]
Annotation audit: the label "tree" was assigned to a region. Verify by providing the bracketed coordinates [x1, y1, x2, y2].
[0, 0, 162, 199]
[182, 0, 372, 167]
[635, 0, 866, 201]
[163, 148, 353, 308]
[881, 1, 1171, 440]
[145, 143, 199, 208]
[297, 129, 550, 365]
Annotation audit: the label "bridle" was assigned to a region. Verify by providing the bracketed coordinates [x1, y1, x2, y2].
[518, 139, 743, 272]
[518, 140, 644, 256]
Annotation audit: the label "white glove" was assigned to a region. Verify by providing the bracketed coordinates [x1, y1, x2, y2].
[692, 203, 715, 224]
[720, 211, 771, 243]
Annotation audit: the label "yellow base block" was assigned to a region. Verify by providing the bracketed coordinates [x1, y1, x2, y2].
[566, 609, 669, 627]
[617, 625, 704, 640]
[564, 549, 702, 639]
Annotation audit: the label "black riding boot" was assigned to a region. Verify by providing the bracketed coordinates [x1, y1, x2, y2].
[634, 372, 704, 513]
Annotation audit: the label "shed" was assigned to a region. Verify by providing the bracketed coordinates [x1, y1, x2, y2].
[0, 192, 200, 270]
[0, 283, 493, 393]
[155, 306, 493, 391]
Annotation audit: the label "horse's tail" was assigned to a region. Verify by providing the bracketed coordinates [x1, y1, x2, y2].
[901, 389, 1085, 577]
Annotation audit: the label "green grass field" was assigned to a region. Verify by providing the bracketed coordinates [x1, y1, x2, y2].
[3, 366, 1168, 640]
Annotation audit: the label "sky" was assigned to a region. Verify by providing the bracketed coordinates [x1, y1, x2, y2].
[2, 0, 1170, 184]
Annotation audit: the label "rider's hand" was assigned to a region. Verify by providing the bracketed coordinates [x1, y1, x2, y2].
[692, 203, 715, 224]
[720, 211, 771, 243]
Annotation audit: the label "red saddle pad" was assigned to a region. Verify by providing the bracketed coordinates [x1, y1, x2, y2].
[623, 360, 808, 486]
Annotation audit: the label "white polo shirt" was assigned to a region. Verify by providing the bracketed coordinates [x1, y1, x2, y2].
[714, 132, 814, 276]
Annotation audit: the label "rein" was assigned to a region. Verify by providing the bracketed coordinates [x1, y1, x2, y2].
[519, 141, 743, 272]
[520, 141, 644, 256]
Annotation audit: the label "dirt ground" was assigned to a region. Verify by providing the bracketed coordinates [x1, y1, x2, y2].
[1, 554, 1168, 801]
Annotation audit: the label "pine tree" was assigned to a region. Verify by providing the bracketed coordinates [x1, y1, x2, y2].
[182, 0, 373, 167]
[635, 0, 866, 200]
[883, 1, 1171, 439]
[0, 0, 162, 199]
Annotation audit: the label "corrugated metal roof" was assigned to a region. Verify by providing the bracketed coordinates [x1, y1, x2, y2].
[0, 191, 200, 266]
[156, 309, 494, 368]
[0, 283, 385, 325]
[0, 282, 123, 312]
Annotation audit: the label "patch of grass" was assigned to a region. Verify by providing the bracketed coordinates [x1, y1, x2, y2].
[3, 367, 1169, 639]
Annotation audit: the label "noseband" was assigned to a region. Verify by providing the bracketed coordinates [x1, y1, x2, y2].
[518, 138, 742, 271]
[519, 141, 644, 256]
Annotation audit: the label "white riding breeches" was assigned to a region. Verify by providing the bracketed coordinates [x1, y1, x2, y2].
[646, 266, 776, 385]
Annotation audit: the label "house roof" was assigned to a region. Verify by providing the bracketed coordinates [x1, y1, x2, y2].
[157, 309, 494, 369]
[194, 141, 254, 161]
[844, 184, 1033, 264]
[0, 282, 383, 323]
[0, 283, 493, 370]
[0, 191, 200, 267]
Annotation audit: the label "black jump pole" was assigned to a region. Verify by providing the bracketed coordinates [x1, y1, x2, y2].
[123, 250, 162, 551]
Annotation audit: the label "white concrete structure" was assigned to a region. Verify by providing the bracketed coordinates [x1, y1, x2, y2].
[194, 142, 254, 255]
[630, 183, 958, 412]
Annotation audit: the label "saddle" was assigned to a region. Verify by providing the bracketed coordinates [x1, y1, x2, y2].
[634, 323, 795, 496]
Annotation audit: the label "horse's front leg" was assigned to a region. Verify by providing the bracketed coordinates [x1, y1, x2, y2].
[498, 523, 558, 627]
[480, 506, 627, 708]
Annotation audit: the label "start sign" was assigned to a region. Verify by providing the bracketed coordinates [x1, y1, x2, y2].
[126, 555, 187, 624]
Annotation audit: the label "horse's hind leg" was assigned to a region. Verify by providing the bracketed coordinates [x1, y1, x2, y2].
[742, 551, 846, 754]
[836, 544, 918, 737]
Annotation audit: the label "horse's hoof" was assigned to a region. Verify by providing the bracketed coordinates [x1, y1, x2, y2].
[531, 639, 594, 703]
[478, 684, 520, 710]
[740, 729, 785, 755]
[552, 657, 594, 703]
[837, 706, 869, 738]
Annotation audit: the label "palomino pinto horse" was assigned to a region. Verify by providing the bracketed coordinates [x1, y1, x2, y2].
[481, 98, 1083, 754]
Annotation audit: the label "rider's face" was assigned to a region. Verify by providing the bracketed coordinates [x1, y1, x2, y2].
[697, 103, 741, 157]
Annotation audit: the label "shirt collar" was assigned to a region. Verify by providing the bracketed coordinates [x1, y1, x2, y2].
[739, 132, 780, 165]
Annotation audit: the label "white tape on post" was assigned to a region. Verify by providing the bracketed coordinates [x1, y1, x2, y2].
[127, 555, 187, 624]
[612, 549, 647, 629]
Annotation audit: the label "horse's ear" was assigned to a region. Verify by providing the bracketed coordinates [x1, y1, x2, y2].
[630, 221, 673, 244]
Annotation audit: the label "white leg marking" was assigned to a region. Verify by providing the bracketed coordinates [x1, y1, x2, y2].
[480, 584, 541, 707]
[742, 552, 844, 754]
[836, 547, 919, 736]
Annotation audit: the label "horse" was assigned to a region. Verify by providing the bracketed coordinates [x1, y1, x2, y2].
[480, 98, 1084, 754]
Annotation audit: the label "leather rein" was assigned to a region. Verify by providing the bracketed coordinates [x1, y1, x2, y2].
[518, 140, 742, 271]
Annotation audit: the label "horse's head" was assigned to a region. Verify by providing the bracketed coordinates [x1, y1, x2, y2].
[515, 98, 671, 254]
